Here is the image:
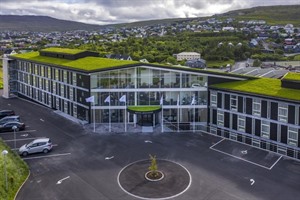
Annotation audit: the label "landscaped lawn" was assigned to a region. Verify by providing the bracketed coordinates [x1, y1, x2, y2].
[206, 59, 235, 68]
[0, 139, 29, 200]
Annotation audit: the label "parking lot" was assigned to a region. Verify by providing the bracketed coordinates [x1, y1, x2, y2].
[1, 96, 300, 200]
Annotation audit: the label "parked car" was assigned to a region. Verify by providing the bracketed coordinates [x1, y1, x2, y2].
[0, 121, 25, 132]
[0, 116, 20, 125]
[19, 138, 53, 156]
[0, 110, 15, 119]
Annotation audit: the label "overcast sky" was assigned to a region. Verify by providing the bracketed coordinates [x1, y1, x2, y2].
[0, 0, 299, 25]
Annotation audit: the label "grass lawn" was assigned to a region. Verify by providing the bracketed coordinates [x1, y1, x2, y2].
[0, 139, 29, 200]
[206, 59, 235, 68]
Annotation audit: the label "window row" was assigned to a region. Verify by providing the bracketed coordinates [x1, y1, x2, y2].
[91, 67, 207, 89]
[210, 91, 300, 125]
[214, 110, 299, 147]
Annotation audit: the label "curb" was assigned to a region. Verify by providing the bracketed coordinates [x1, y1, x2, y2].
[14, 170, 31, 200]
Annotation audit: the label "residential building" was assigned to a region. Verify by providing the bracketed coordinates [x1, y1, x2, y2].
[176, 52, 201, 61]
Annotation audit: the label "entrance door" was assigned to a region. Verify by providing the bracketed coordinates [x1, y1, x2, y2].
[137, 114, 153, 126]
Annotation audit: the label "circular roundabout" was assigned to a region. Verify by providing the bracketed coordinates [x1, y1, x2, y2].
[117, 159, 192, 200]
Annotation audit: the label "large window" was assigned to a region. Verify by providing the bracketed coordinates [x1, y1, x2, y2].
[238, 116, 245, 132]
[261, 121, 270, 139]
[230, 95, 237, 111]
[217, 111, 224, 126]
[253, 99, 261, 116]
[278, 104, 288, 122]
[210, 92, 217, 107]
[288, 127, 298, 146]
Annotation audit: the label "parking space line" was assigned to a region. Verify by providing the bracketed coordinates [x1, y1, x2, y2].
[4, 137, 40, 142]
[210, 147, 271, 170]
[209, 138, 226, 149]
[23, 153, 71, 160]
[269, 156, 282, 170]
[0, 129, 37, 135]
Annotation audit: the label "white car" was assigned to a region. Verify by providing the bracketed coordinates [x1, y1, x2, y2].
[191, 83, 202, 88]
[19, 138, 52, 156]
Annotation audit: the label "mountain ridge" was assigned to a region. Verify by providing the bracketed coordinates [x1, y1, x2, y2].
[0, 5, 299, 32]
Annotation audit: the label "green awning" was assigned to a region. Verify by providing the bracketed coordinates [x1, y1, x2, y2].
[127, 106, 162, 114]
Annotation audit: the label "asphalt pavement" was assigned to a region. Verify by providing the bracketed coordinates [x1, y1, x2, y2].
[1, 96, 300, 200]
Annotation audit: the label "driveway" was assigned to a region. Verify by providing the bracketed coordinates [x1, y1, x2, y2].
[1, 96, 300, 200]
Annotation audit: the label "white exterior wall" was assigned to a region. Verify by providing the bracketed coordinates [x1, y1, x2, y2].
[176, 52, 201, 61]
[2, 57, 10, 98]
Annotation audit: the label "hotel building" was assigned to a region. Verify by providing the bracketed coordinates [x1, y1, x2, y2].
[2, 48, 300, 160]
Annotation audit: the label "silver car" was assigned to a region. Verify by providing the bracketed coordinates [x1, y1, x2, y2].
[19, 138, 53, 156]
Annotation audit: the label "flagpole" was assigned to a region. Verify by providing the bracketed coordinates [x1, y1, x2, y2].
[109, 100, 111, 132]
[125, 102, 127, 132]
[93, 100, 95, 132]
[193, 103, 195, 132]
[177, 94, 179, 132]
[161, 105, 164, 132]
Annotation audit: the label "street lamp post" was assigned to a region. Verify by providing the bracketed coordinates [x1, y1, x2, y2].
[12, 125, 17, 150]
[2, 150, 8, 191]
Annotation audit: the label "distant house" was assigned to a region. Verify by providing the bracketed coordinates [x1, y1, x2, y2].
[249, 39, 259, 47]
[176, 52, 201, 61]
[3, 49, 17, 57]
[185, 58, 206, 69]
[106, 54, 132, 61]
[139, 58, 149, 63]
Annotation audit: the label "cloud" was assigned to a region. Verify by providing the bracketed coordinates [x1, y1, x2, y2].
[0, 0, 299, 25]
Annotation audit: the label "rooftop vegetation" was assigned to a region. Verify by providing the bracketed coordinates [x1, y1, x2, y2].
[11, 51, 139, 71]
[211, 78, 300, 101]
[40, 48, 86, 55]
[127, 106, 161, 112]
[283, 72, 300, 81]
[0, 139, 29, 200]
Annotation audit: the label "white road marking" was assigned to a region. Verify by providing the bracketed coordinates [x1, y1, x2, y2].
[269, 156, 282, 170]
[241, 150, 248, 154]
[0, 129, 36, 135]
[52, 144, 58, 147]
[209, 138, 225, 148]
[144, 140, 153, 143]
[40, 118, 45, 122]
[5, 137, 38, 142]
[210, 147, 272, 170]
[105, 156, 114, 160]
[56, 176, 70, 185]
[8, 104, 11, 106]
[23, 153, 71, 160]
[20, 134, 29, 137]
[250, 179, 255, 185]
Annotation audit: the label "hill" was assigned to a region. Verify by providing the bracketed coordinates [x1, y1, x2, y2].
[0, 15, 103, 32]
[219, 5, 300, 25]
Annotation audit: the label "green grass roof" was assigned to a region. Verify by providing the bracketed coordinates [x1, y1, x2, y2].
[283, 72, 300, 82]
[11, 51, 139, 72]
[211, 78, 300, 101]
[40, 47, 86, 55]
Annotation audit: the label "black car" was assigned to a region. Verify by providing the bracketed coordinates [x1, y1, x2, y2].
[0, 110, 15, 119]
[0, 121, 25, 132]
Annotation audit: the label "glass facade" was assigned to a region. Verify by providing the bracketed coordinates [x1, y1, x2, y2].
[91, 66, 208, 130]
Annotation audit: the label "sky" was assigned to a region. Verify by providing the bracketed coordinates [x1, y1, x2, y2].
[0, 0, 299, 25]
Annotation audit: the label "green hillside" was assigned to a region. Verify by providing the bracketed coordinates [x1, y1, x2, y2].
[220, 5, 300, 25]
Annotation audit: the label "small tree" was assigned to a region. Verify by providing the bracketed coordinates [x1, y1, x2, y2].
[148, 154, 158, 177]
